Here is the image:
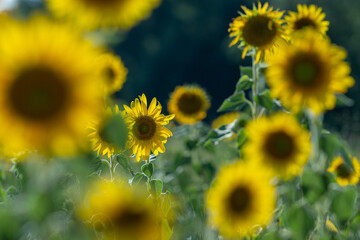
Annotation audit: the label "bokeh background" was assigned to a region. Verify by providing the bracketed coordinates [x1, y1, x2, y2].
[11, 0, 360, 144]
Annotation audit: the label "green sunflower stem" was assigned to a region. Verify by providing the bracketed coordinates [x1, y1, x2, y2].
[0, 183, 6, 202]
[306, 110, 322, 163]
[251, 48, 259, 119]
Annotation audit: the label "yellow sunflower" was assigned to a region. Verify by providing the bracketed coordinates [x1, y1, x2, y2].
[228, 2, 286, 62]
[123, 94, 174, 162]
[89, 105, 126, 158]
[266, 29, 354, 114]
[46, 0, 161, 30]
[0, 17, 103, 156]
[98, 53, 127, 95]
[206, 161, 275, 238]
[285, 4, 329, 36]
[243, 112, 311, 179]
[327, 156, 360, 186]
[211, 112, 240, 140]
[78, 180, 163, 240]
[168, 85, 210, 124]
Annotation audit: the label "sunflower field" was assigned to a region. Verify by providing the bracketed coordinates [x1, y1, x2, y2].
[1, 0, 360, 239]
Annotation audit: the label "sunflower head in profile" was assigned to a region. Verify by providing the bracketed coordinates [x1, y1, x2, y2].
[89, 105, 127, 158]
[0, 17, 103, 156]
[168, 85, 210, 125]
[285, 4, 329, 36]
[243, 113, 311, 179]
[327, 156, 360, 186]
[123, 94, 174, 162]
[206, 161, 275, 238]
[46, 0, 161, 30]
[266, 29, 354, 114]
[98, 53, 127, 95]
[228, 2, 286, 62]
[78, 180, 163, 240]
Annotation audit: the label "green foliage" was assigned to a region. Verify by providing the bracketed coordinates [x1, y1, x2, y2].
[284, 204, 315, 240]
[217, 91, 247, 112]
[101, 114, 128, 149]
[331, 187, 357, 223]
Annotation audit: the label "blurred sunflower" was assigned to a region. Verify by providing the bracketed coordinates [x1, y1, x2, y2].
[123, 94, 174, 162]
[243, 113, 311, 179]
[78, 180, 163, 240]
[46, 0, 161, 30]
[0, 17, 103, 156]
[211, 112, 240, 140]
[168, 85, 210, 124]
[327, 156, 360, 186]
[266, 30, 354, 114]
[285, 4, 329, 36]
[206, 161, 275, 238]
[98, 53, 127, 95]
[89, 105, 125, 158]
[228, 2, 285, 62]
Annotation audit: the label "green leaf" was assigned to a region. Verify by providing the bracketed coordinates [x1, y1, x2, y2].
[217, 91, 247, 112]
[301, 170, 326, 204]
[237, 128, 246, 149]
[255, 90, 275, 111]
[115, 153, 129, 169]
[331, 187, 356, 222]
[0, 184, 5, 202]
[141, 162, 154, 178]
[240, 66, 253, 78]
[336, 94, 354, 107]
[284, 204, 314, 240]
[100, 114, 128, 150]
[150, 179, 163, 197]
[130, 172, 147, 186]
[161, 220, 173, 240]
[235, 75, 252, 92]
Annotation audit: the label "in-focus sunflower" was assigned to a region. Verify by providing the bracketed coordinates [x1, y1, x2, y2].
[285, 4, 329, 36]
[89, 105, 125, 158]
[266, 30, 354, 114]
[78, 180, 163, 240]
[327, 156, 360, 186]
[228, 2, 285, 62]
[98, 53, 127, 95]
[168, 85, 210, 124]
[123, 94, 174, 162]
[46, 0, 161, 30]
[0, 17, 103, 156]
[243, 113, 311, 179]
[206, 161, 275, 238]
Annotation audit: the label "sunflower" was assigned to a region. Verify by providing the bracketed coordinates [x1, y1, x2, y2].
[211, 112, 240, 140]
[78, 180, 163, 240]
[0, 17, 103, 156]
[89, 105, 125, 158]
[98, 53, 127, 95]
[206, 161, 275, 238]
[46, 0, 161, 30]
[123, 94, 174, 162]
[285, 4, 329, 36]
[228, 2, 286, 62]
[243, 113, 311, 179]
[327, 156, 360, 186]
[266, 29, 354, 114]
[168, 85, 210, 124]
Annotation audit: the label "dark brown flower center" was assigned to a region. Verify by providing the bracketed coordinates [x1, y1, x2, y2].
[103, 66, 116, 84]
[112, 207, 148, 230]
[82, 0, 123, 7]
[336, 163, 352, 178]
[242, 15, 278, 47]
[133, 116, 157, 141]
[294, 18, 317, 30]
[288, 53, 325, 88]
[264, 131, 295, 160]
[8, 67, 69, 121]
[227, 186, 252, 214]
[177, 93, 204, 115]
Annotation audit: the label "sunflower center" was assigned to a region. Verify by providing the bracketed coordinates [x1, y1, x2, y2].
[265, 131, 295, 160]
[133, 116, 157, 141]
[8, 67, 68, 121]
[177, 93, 203, 115]
[112, 207, 147, 230]
[294, 18, 317, 30]
[103, 66, 116, 84]
[289, 54, 324, 87]
[227, 186, 252, 214]
[336, 163, 352, 178]
[242, 15, 278, 47]
[83, 0, 123, 7]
